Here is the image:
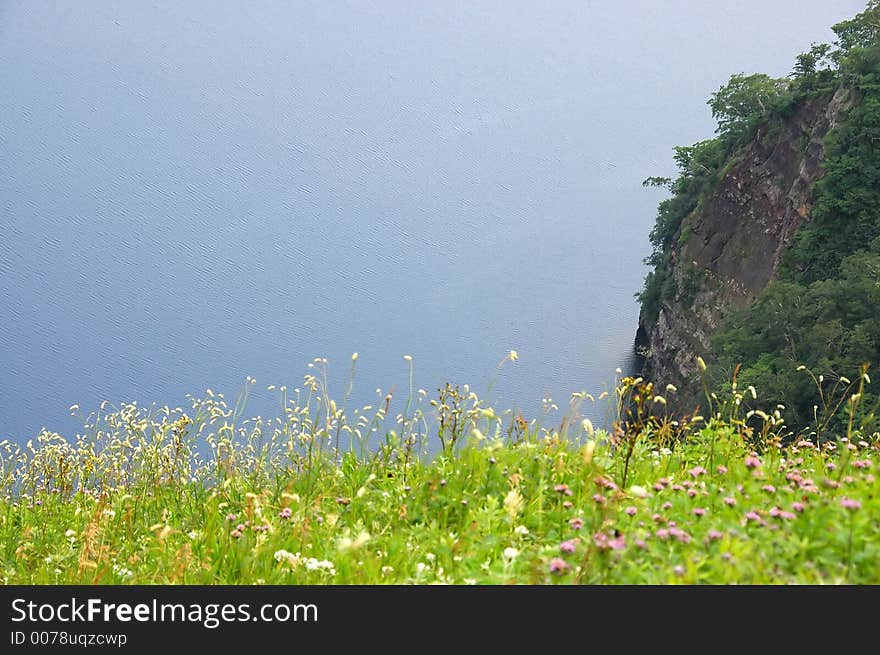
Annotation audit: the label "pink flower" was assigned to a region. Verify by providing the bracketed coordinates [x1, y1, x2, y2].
[554, 484, 573, 496]
[592, 493, 606, 505]
[693, 507, 707, 517]
[779, 511, 796, 520]
[688, 466, 707, 478]
[769, 506, 781, 518]
[673, 565, 685, 577]
[792, 502, 805, 513]
[225, 513, 238, 521]
[853, 460, 871, 469]
[669, 527, 691, 543]
[662, 501, 673, 510]
[744, 511, 761, 522]
[724, 497, 737, 506]
[652, 513, 665, 523]
[549, 558, 569, 574]
[716, 465, 728, 475]
[671, 484, 684, 492]
[559, 540, 578, 554]
[762, 485, 776, 494]
[609, 535, 627, 551]
[231, 529, 242, 539]
[826, 462, 836, 471]
[653, 483, 664, 492]
[744, 455, 761, 469]
[634, 539, 647, 550]
[625, 506, 637, 516]
[687, 489, 698, 498]
[562, 501, 573, 509]
[596, 477, 619, 491]
[569, 517, 584, 530]
[706, 530, 723, 541]
[840, 497, 861, 511]
[656, 528, 670, 540]
[279, 507, 292, 519]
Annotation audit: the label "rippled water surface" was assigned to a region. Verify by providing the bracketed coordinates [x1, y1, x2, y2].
[0, 1, 859, 441]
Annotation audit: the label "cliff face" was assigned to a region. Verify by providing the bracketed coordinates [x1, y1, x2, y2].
[637, 87, 853, 409]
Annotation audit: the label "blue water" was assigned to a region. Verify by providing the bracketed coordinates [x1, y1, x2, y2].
[0, 1, 859, 442]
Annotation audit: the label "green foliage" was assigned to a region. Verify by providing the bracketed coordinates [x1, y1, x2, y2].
[708, 73, 789, 143]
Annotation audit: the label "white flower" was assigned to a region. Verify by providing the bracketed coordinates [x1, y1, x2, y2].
[629, 485, 649, 498]
[503, 547, 520, 561]
[514, 525, 529, 536]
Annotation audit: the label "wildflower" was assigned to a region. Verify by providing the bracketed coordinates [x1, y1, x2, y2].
[673, 565, 685, 577]
[853, 460, 871, 469]
[596, 476, 619, 491]
[514, 525, 530, 536]
[629, 485, 649, 498]
[609, 535, 626, 551]
[634, 539, 647, 549]
[559, 540, 578, 554]
[231, 529, 242, 539]
[688, 466, 707, 478]
[569, 517, 584, 530]
[671, 484, 684, 492]
[826, 462, 836, 471]
[662, 502, 673, 510]
[503, 489, 524, 519]
[549, 558, 569, 575]
[716, 465, 728, 475]
[305, 558, 336, 575]
[225, 513, 237, 521]
[669, 527, 691, 544]
[562, 500, 573, 509]
[592, 493, 606, 505]
[779, 511, 796, 520]
[744, 511, 761, 522]
[840, 498, 861, 511]
[792, 502, 805, 513]
[762, 485, 776, 494]
[769, 507, 781, 518]
[656, 528, 670, 541]
[652, 513, 665, 524]
[706, 530, 723, 542]
[274, 550, 301, 567]
[625, 506, 637, 516]
[688, 489, 698, 498]
[554, 484, 573, 496]
[503, 547, 520, 561]
[279, 507, 292, 519]
[653, 483, 664, 492]
[745, 455, 761, 469]
[693, 507, 707, 517]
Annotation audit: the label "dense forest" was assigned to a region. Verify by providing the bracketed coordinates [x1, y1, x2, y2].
[639, 1, 880, 435]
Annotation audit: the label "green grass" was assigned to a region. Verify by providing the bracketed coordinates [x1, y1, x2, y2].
[1, 366, 878, 585]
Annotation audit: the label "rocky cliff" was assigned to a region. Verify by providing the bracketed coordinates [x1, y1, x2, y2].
[636, 87, 854, 410]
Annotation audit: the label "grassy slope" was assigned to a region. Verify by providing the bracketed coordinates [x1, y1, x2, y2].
[2, 379, 878, 585]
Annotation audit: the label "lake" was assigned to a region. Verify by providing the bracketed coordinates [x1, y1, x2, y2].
[0, 1, 859, 443]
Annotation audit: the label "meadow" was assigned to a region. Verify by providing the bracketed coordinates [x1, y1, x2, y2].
[1, 355, 877, 584]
